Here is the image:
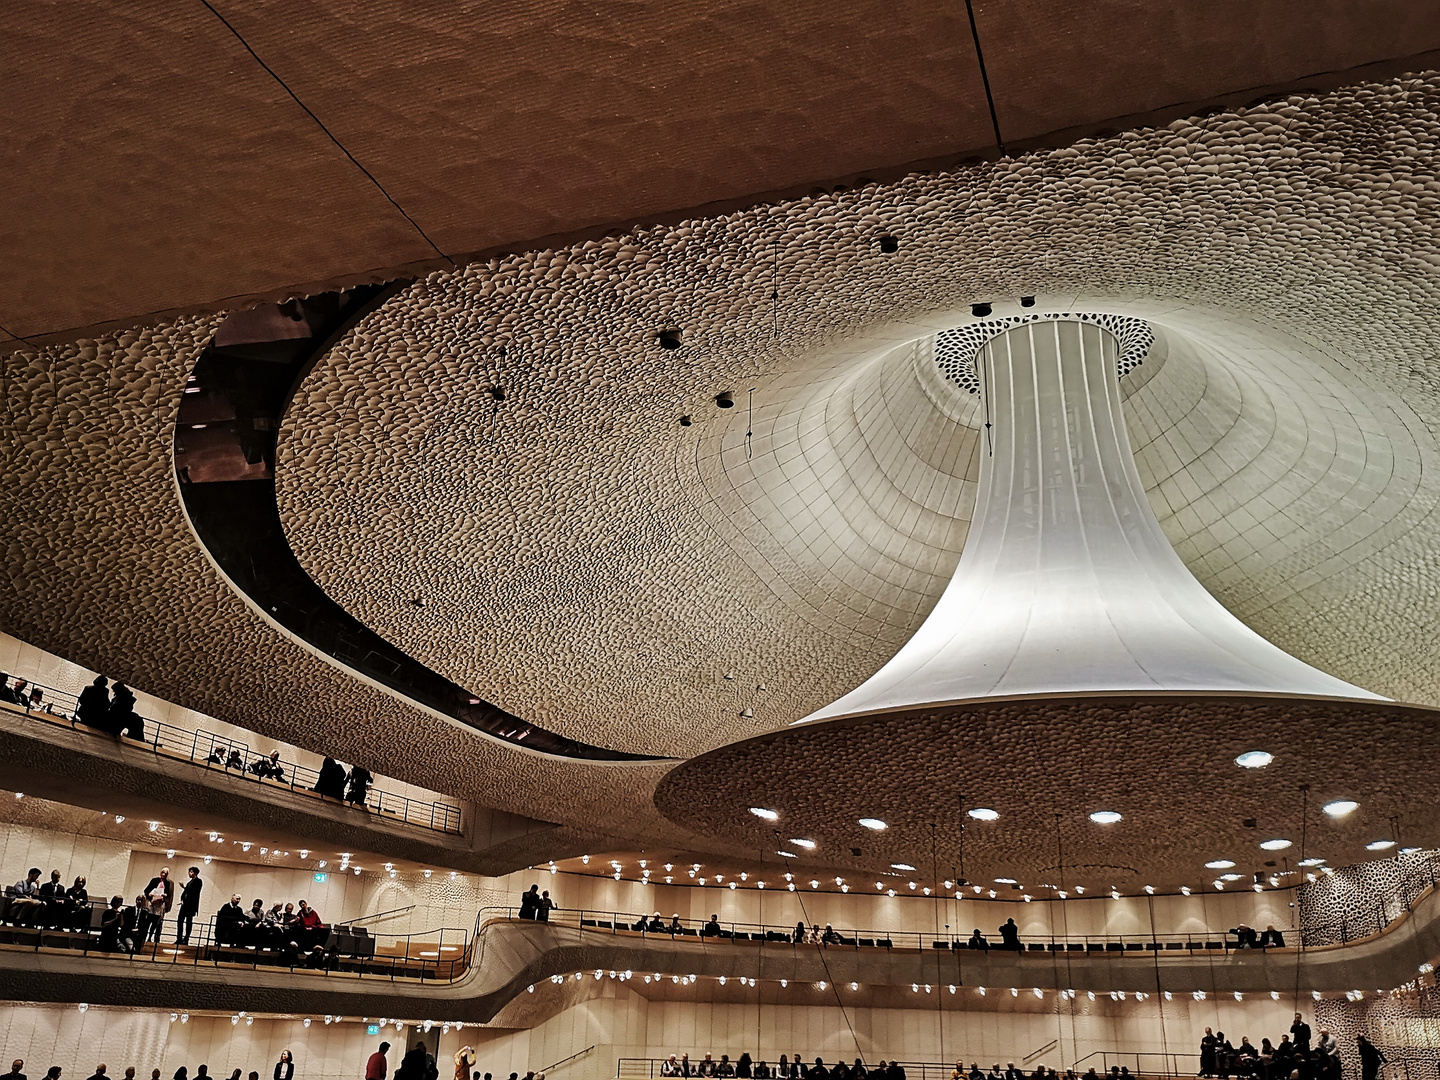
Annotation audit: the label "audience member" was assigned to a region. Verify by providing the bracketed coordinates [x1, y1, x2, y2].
[75, 677, 111, 733]
[1356, 1038, 1384, 1080]
[999, 918, 1021, 950]
[365, 1042, 391, 1080]
[0, 676, 18, 705]
[98, 897, 125, 952]
[538, 889, 555, 921]
[108, 683, 138, 740]
[518, 885, 541, 919]
[250, 750, 286, 782]
[10, 868, 44, 926]
[1291, 1015, 1311, 1053]
[313, 757, 347, 799]
[176, 867, 202, 945]
[142, 868, 174, 943]
[6, 1060, 24, 1080]
[967, 928, 988, 950]
[345, 765, 374, 806]
[215, 894, 246, 945]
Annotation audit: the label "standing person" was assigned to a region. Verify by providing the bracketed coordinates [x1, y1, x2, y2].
[273, 1053, 293, 1080]
[366, 1043, 391, 1080]
[998, 918, 1021, 950]
[314, 757, 347, 800]
[176, 867, 202, 945]
[345, 765, 374, 807]
[1201, 1029, 1219, 1077]
[75, 676, 111, 731]
[142, 868, 174, 943]
[7, 1062, 25, 1080]
[1291, 1016, 1312, 1054]
[1357, 1038, 1384, 1080]
[538, 890, 555, 921]
[518, 885, 540, 919]
[454, 1049, 475, 1080]
[107, 682, 137, 738]
[83, 1065, 106, 1080]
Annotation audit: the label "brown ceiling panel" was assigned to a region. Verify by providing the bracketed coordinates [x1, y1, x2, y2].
[0, 1, 435, 339]
[203, 0, 997, 257]
[974, 0, 1440, 144]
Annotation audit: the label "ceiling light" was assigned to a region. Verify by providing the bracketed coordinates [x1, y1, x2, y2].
[1367, 840, 1396, 851]
[968, 808, 999, 821]
[789, 838, 816, 849]
[858, 818, 887, 831]
[777, 851, 797, 858]
[1259, 839, 1292, 851]
[1089, 811, 1122, 824]
[1299, 857, 1326, 867]
[749, 808, 779, 821]
[994, 878, 1018, 885]
[1205, 860, 1235, 869]
[1323, 799, 1359, 818]
[1221, 873, 1243, 881]
[891, 863, 916, 871]
[1234, 751, 1273, 769]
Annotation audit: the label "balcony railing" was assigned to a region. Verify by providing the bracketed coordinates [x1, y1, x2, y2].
[0, 679, 462, 834]
[0, 898, 474, 982]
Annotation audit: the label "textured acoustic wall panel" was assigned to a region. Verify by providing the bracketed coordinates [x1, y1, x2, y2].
[4, 76, 1440, 878]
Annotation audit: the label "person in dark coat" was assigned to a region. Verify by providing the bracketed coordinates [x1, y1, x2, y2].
[395, 1047, 430, 1080]
[518, 884, 540, 919]
[108, 683, 137, 738]
[345, 765, 373, 807]
[1200, 1029, 1219, 1076]
[1357, 1038, 1384, 1080]
[1290, 1016, 1311, 1052]
[175, 867, 202, 945]
[75, 677, 110, 731]
[999, 918, 1021, 950]
[313, 757, 347, 799]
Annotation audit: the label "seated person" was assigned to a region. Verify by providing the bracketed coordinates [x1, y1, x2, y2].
[66, 877, 89, 930]
[821, 923, 843, 945]
[660, 1057, 682, 1077]
[249, 751, 285, 781]
[8, 868, 45, 926]
[829, 1063, 848, 1080]
[0, 674, 18, 704]
[700, 914, 727, 938]
[1230, 924, 1259, 948]
[851, 1062, 866, 1079]
[124, 895, 148, 953]
[969, 1065, 984, 1080]
[38, 869, 71, 928]
[697, 1055, 717, 1077]
[205, 748, 225, 766]
[647, 912, 667, 933]
[225, 749, 246, 771]
[669, 914, 683, 934]
[243, 898, 268, 945]
[631, 913, 651, 932]
[214, 895, 247, 945]
[98, 896, 126, 951]
[716, 1057, 735, 1078]
[304, 944, 338, 970]
[1259, 925, 1286, 948]
[295, 900, 326, 947]
[967, 929, 988, 950]
[755, 1065, 771, 1080]
[791, 921, 806, 944]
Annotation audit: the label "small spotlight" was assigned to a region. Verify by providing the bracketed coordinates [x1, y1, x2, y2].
[679, 415, 692, 427]
[971, 303, 992, 318]
[877, 235, 899, 253]
[1020, 296, 1036, 307]
[715, 391, 734, 408]
[657, 329, 683, 350]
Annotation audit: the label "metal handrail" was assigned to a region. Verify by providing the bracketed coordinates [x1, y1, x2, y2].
[0, 901, 470, 983]
[0, 681, 463, 835]
[543, 1045, 596, 1074]
[477, 905, 1294, 955]
[617, 1060, 979, 1080]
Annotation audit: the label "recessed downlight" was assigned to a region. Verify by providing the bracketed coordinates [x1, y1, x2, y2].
[1089, 811, 1122, 824]
[1234, 751, 1274, 769]
[1366, 840, 1396, 851]
[891, 863, 917, 872]
[789, 838, 816, 850]
[968, 808, 1000, 821]
[1259, 839, 1292, 851]
[749, 807, 779, 821]
[1205, 860, 1236, 869]
[858, 818, 888, 831]
[1323, 800, 1359, 818]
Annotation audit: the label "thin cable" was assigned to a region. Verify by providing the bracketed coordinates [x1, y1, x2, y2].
[771, 239, 780, 337]
[792, 878, 864, 1061]
[1294, 785, 1310, 1006]
[196, 0, 453, 267]
[746, 388, 754, 460]
[979, 339, 995, 456]
[932, 824, 946, 1067]
[962, 0, 1006, 155]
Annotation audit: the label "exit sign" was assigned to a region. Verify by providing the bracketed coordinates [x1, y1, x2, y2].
[367, 1024, 380, 1035]
[314, 872, 328, 882]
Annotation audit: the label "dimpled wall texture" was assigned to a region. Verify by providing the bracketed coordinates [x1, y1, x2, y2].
[5, 77, 1440, 869]
[279, 76, 1440, 758]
